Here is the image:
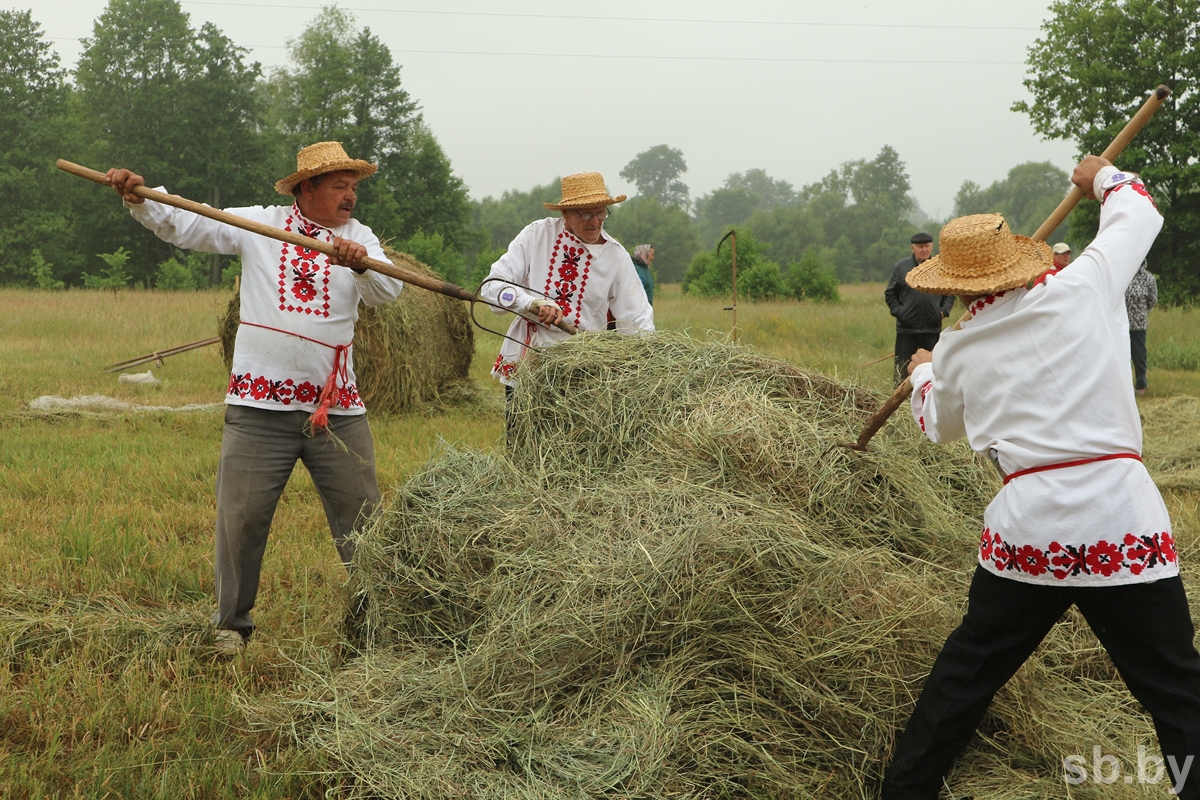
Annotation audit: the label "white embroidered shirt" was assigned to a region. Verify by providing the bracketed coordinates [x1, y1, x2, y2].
[479, 217, 655, 384]
[909, 167, 1174, 586]
[128, 192, 402, 414]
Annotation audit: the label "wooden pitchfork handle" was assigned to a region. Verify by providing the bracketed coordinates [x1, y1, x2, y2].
[56, 159, 579, 336]
[845, 84, 1171, 453]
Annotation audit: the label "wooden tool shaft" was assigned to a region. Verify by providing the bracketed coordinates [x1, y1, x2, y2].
[56, 159, 578, 336]
[1031, 85, 1171, 243]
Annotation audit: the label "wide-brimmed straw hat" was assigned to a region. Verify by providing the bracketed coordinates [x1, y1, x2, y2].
[275, 141, 378, 196]
[905, 213, 1053, 296]
[543, 172, 627, 210]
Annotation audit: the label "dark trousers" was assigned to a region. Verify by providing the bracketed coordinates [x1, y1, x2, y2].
[895, 331, 942, 387]
[882, 566, 1200, 799]
[212, 405, 381, 633]
[1131, 329, 1149, 389]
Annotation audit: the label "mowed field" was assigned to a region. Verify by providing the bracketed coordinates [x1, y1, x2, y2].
[2, 283, 1199, 798]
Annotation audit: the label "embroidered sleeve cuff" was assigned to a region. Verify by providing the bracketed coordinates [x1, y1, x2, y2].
[1094, 166, 1138, 202]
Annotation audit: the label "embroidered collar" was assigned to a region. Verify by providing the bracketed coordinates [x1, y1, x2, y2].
[968, 290, 1008, 316]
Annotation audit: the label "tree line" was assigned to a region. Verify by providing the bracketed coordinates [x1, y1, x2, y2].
[3, 0, 1197, 302]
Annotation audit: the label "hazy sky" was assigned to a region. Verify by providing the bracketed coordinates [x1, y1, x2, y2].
[26, 0, 1084, 217]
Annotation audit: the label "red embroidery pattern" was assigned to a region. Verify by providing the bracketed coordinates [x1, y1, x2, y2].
[279, 206, 332, 317]
[227, 372, 361, 409]
[492, 355, 518, 379]
[1102, 180, 1157, 209]
[917, 380, 932, 432]
[980, 527, 1176, 580]
[968, 290, 1008, 316]
[544, 230, 592, 327]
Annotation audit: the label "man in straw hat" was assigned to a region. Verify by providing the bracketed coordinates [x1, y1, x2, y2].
[881, 155, 1200, 798]
[106, 142, 402, 655]
[480, 172, 654, 390]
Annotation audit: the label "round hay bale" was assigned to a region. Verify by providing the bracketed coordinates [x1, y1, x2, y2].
[218, 246, 474, 414]
[255, 332, 1172, 798]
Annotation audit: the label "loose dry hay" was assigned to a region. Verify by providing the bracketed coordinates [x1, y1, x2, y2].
[256, 332, 1194, 799]
[219, 247, 476, 414]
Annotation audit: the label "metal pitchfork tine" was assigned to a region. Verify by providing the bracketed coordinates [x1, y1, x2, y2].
[469, 276, 578, 351]
[839, 84, 1172, 453]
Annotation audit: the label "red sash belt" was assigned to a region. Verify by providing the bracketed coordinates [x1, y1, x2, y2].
[240, 321, 351, 429]
[1002, 453, 1142, 485]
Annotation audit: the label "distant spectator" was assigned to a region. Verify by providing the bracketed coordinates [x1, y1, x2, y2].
[631, 244, 655, 305]
[884, 232, 954, 386]
[1126, 259, 1158, 394]
[1052, 242, 1072, 269]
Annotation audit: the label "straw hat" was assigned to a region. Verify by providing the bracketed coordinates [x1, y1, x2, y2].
[905, 213, 1052, 296]
[275, 141, 378, 195]
[543, 172, 627, 210]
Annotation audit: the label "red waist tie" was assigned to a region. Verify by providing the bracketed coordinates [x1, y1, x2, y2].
[1002, 453, 1142, 485]
[240, 321, 351, 430]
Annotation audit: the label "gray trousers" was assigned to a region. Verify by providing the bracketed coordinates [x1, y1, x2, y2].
[212, 404, 381, 633]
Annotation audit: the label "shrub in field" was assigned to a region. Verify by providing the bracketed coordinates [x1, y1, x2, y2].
[681, 228, 782, 300]
[81, 247, 131, 290]
[738, 259, 786, 301]
[787, 249, 841, 303]
[30, 249, 64, 290]
[154, 254, 199, 290]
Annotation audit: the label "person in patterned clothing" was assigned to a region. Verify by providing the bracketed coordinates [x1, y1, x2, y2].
[1126, 259, 1158, 394]
[106, 142, 402, 654]
[479, 172, 654, 405]
[881, 155, 1200, 799]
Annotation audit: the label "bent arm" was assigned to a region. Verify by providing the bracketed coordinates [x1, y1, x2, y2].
[909, 361, 967, 444]
[352, 227, 403, 306]
[127, 188, 248, 255]
[479, 226, 539, 316]
[1073, 167, 1164, 303]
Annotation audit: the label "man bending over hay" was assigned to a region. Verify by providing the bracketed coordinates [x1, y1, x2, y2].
[479, 172, 654, 402]
[882, 156, 1200, 798]
[106, 143, 402, 655]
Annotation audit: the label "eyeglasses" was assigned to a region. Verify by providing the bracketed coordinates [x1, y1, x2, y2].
[570, 209, 609, 222]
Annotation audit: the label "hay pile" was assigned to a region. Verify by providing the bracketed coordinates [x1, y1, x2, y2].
[219, 247, 475, 414]
[259, 332, 1180, 798]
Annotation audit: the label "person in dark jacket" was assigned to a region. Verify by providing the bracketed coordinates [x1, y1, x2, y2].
[884, 232, 954, 386]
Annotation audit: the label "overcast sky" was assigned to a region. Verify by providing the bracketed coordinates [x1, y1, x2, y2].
[26, 0, 1083, 218]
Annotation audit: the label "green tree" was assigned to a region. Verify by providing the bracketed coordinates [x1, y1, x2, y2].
[74, 0, 266, 285]
[1014, 0, 1200, 302]
[954, 162, 1070, 242]
[471, 179, 558, 248]
[272, 6, 471, 250]
[693, 169, 797, 246]
[604, 196, 701, 283]
[793, 146, 916, 282]
[619, 144, 690, 209]
[0, 9, 82, 285]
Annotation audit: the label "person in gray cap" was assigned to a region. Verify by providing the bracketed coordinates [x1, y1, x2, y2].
[1052, 242, 1072, 269]
[884, 232, 955, 386]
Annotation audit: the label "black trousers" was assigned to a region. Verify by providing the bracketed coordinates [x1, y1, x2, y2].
[883, 566, 1200, 799]
[894, 331, 942, 387]
[1131, 329, 1149, 389]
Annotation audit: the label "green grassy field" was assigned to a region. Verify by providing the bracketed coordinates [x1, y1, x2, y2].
[1, 284, 1197, 798]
